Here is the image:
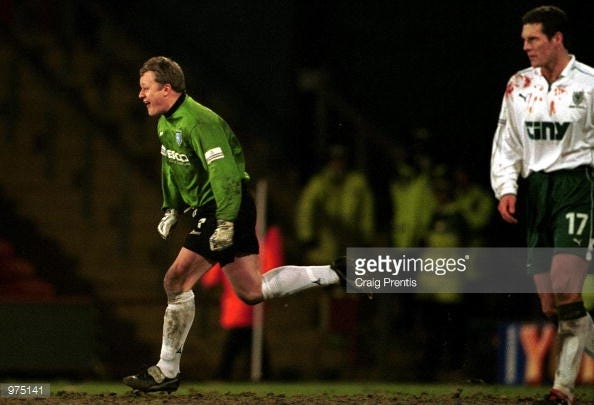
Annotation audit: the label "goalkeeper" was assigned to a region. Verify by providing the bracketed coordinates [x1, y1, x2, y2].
[123, 56, 347, 393]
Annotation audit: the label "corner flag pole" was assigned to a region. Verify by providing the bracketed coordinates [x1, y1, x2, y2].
[251, 179, 267, 382]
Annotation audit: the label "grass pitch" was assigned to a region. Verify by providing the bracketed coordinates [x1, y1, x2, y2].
[10, 380, 592, 404]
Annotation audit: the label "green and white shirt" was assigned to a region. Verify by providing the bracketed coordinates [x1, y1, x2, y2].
[491, 56, 594, 199]
[158, 94, 249, 221]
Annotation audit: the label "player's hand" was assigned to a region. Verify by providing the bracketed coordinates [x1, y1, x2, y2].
[209, 220, 234, 251]
[498, 194, 518, 224]
[157, 209, 179, 239]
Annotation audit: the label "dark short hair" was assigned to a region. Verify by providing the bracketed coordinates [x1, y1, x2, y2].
[139, 56, 186, 93]
[522, 5, 570, 46]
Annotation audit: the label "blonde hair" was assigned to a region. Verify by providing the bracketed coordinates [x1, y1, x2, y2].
[139, 56, 186, 92]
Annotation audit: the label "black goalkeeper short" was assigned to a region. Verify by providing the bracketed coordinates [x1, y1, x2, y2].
[183, 190, 260, 266]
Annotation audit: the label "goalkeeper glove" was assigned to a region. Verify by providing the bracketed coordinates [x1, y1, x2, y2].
[157, 209, 178, 239]
[209, 220, 234, 251]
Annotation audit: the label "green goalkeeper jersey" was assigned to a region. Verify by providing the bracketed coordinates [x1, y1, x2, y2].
[158, 94, 249, 221]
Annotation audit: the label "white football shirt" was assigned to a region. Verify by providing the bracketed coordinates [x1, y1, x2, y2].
[490, 56, 594, 199]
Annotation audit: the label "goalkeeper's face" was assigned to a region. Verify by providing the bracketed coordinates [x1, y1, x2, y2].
[139, 71, 173, 117]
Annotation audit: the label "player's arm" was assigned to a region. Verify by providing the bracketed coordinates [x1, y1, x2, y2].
[490, 89, 523, 224]
[160, 158, 185, 211]
[197, 121, 244, 220]
[193, 119, 244, 251]
[158, 155, 184, 239]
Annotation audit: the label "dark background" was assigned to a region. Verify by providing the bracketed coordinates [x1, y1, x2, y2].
[104, 0, 594, 179]
[100, 0, 594, 243]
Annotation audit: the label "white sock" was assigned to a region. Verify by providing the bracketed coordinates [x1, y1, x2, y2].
[553, 314, 590, 401]
[156, 290, 195, 378]
[584, 313, 594, 358]
[261, 265, 339, 300]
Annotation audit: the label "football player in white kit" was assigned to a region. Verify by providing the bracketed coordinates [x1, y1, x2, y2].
[491, 5, 594, 405]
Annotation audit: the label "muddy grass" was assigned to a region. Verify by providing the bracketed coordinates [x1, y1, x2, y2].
[0, 390, 583, 404]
